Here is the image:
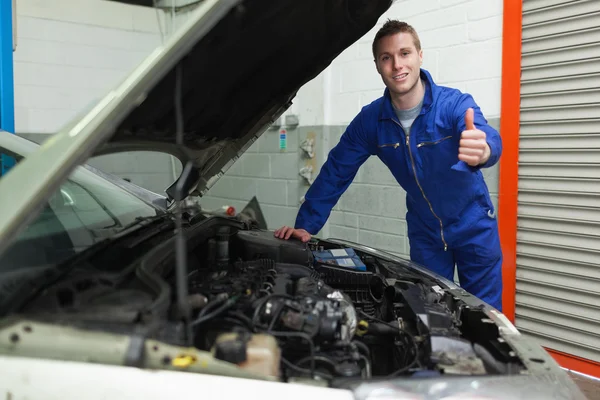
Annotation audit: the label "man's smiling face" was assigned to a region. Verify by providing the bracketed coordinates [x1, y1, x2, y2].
[374, 32, 423, 101]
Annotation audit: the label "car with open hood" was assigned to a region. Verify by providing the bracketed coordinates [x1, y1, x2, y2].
[0, 0, 587, 399]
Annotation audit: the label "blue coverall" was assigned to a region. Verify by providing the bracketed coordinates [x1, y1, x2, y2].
[294, 68, 503, 311]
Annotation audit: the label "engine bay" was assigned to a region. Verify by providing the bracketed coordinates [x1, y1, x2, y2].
[15, 218, 525, 386]
[175, 224, 524, 384]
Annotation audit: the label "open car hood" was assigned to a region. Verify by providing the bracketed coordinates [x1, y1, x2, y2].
[95, 0, 392, 200]
[0, 0, 391, 255]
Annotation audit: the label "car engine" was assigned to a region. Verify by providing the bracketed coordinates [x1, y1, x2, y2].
[178, 225, 523, 383]
[188, 257, 364, 380]
[15, 218, 523, 385]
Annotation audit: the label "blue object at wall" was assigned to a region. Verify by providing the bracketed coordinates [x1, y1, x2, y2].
[0, 0, 15, 175]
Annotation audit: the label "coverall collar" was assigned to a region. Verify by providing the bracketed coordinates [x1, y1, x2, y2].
[379, 68, 435, 121]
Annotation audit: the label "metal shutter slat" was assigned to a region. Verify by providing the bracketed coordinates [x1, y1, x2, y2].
[517, 307, 600, 343]
[517, 265, 600, 293]
[518, 216, 600, 236]
[518, 177, 600, 193]
[521, 88, 600, 108]
[523, 0, 598, 20]
[520, 103, 600, 121]
[516, 317, 600, 353]
[517, 241, 600, 266]
[519, 164, 600, 179]
[519, 202, 600, 223]
[516, 280, 599, 313]
[519, 203, 600, 222]
[521, 73, 600, 95]
[520, 149, 600, 164]
[518, 190, 600, 208]
[522, 27, 600, 53]
[520, 134, 600, 148]
[517, 229, 599, 255]
[523, 0, 583, 14]
[522, 57, 600, 80]
[523, 10, 600, 39]
[517, 254, 600, 280]
[520, 119, 600, 135]
[517, 297, 600, 334]
[517, 293, 599, 318]
[516, 317, 600, 359]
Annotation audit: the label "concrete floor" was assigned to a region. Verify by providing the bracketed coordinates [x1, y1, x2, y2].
[568, 372, 600, 400]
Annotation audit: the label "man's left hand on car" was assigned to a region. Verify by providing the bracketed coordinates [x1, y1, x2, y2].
[274, 226, 312, 242]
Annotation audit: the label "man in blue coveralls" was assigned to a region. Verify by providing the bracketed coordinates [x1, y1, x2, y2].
[274, 20, 503, 311]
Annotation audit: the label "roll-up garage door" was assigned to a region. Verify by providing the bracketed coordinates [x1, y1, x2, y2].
[517, 0, 600, 364]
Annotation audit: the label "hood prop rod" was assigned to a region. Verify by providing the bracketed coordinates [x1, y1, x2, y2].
[173, 62, 193, 345]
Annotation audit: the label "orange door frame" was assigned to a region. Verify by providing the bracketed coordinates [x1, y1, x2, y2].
[498, 0, 521, 323]
[498, 0, 599, 379]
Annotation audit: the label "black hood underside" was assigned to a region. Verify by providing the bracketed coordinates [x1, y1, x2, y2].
[101, 0, 392, 198]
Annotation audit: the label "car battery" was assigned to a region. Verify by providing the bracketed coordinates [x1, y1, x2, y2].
[311, 247, 367, 272]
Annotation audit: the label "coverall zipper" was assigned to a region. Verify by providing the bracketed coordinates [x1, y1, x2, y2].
[417, 135, 452, 148]
[378, 143, 400, 149]
[389, 119, 448, 251]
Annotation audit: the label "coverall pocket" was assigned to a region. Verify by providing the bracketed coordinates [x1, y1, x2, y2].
[416, 133, 457, 174]
[468, 200, 502, 265]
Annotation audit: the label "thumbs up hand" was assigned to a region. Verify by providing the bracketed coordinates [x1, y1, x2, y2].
[458, 108, 491, 166]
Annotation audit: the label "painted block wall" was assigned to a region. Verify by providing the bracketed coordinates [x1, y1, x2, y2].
[13, 0, 165, 134]
[12, 0, 189, 197]
[200, 123, 318, 230]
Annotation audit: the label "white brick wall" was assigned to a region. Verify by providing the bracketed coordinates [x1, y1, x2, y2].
[322, 0, 504, 125]
[13, 0, 165, 133]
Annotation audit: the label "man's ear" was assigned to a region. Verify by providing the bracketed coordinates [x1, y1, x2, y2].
[374, 59, 382, 75]
[419, 50, 423, 66]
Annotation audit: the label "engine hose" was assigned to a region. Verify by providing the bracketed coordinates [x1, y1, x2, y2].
[366, 322, 400, 336]
[270, 330, 316, 377]
[275, 263, 316, 279]
[281, 357, 332, 380]
[191, 297, 237, 327]
[352, 340, 371, 357]
[251, 294, 295, 329]
[473, 343, 507, 374]
[359, 355, 371, 378]
[295, 355, 337, 371]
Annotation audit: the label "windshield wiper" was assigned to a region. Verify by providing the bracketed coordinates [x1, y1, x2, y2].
[120, 214, 173, 232]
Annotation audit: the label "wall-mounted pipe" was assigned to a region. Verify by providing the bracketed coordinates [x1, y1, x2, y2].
[0, 0, 15, 175]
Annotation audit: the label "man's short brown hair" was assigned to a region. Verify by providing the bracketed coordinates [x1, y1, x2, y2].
[372, 20, 421, 59]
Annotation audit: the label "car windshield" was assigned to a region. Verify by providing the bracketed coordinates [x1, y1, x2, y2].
[0, 145, 159, 272]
